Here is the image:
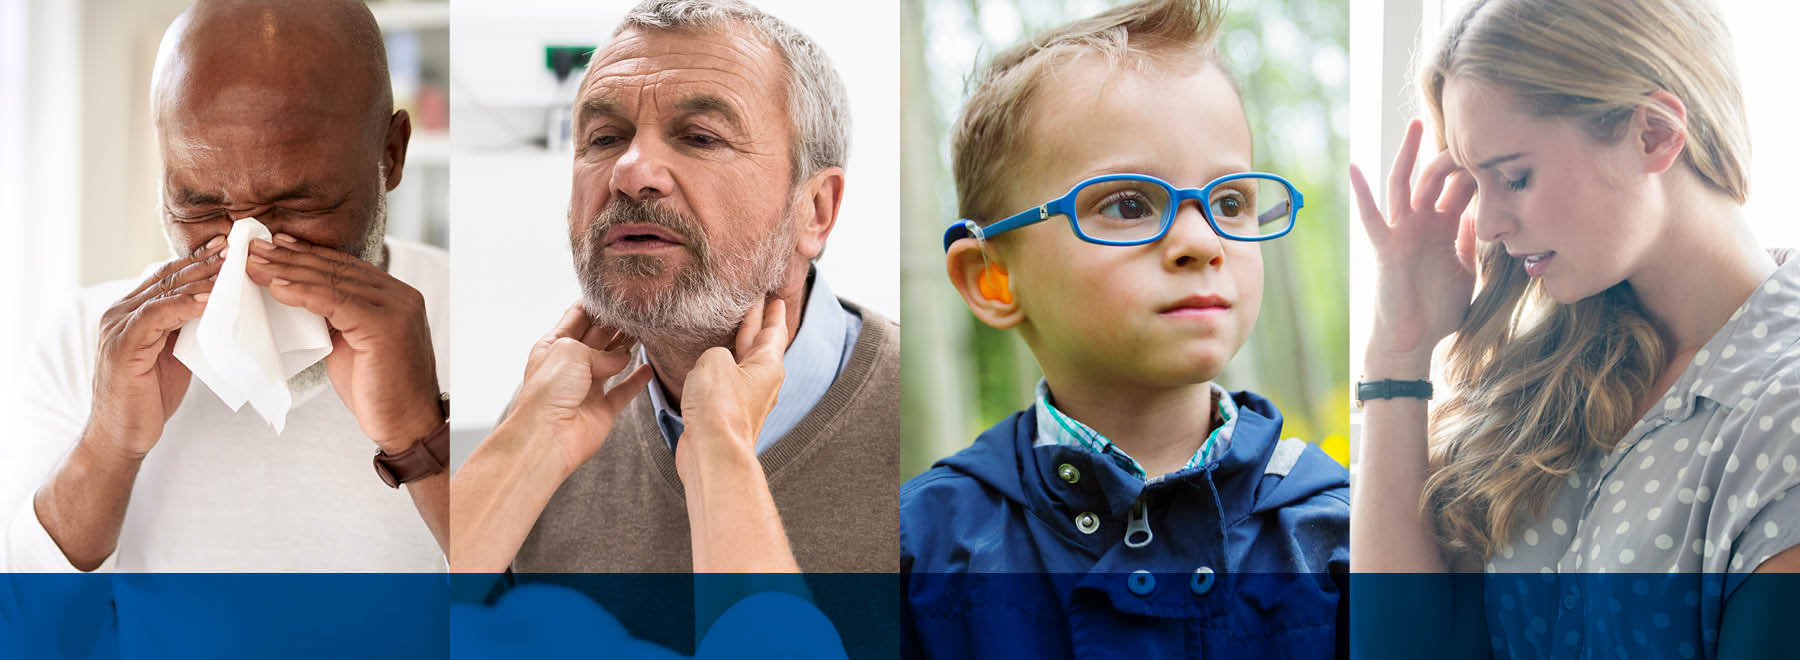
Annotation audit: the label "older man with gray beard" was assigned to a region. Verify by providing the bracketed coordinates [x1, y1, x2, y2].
[451, 0, 899, 578]
[1, 0, 449, 572]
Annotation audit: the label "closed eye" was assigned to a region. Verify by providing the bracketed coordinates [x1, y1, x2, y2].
[1504, 171, 1531, 192]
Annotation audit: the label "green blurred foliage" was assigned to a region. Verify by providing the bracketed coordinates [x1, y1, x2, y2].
[901, 0, 1350, 479]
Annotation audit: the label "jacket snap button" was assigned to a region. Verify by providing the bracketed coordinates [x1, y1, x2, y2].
[1057, 463, 1080, 484]
[1075, 512, 1099, 534]
[1129, 570, 1156, 595]
[1191, 567, 1215, 595]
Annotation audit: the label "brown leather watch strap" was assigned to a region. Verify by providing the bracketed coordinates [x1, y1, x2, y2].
[373, 394, 451, 488]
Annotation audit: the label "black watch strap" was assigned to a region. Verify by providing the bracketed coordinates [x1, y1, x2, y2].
[1355, 379, 1432, 407]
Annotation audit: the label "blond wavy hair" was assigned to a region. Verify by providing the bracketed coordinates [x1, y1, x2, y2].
[1418, 0, 1749, 559]
[951, 0, 1228, 225]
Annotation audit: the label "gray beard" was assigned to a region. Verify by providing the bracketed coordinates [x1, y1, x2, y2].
[574, 195, 795, 347]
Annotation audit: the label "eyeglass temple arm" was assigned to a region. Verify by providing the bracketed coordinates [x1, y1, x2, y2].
[941, 205, 1050, 252]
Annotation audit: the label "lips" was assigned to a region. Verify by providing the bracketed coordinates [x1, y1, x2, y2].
[1510, 249, 1557, 277]
[1159, 293, 1232, 317]
[601, 223, 685, 249]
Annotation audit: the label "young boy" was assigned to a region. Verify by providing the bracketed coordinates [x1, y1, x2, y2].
[899, 1, 1349, 657]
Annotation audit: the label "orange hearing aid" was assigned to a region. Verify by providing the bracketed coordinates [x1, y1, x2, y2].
[977, 264, 1013, 305]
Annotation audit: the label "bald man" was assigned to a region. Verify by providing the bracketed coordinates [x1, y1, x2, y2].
[1, 0, 448, 571]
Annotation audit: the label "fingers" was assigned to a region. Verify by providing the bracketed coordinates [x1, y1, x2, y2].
[246, 238, 424, 340]
[1437, 169, 1478, 217]
[742, 298, 787, 370]
[1410, 149, 1461, 212]
[733, 298, 766, 359]
[1456, 212, 1480, 273]
[122, 241, 227, 310]
[580, 322, 629, 352]
[121, 287, 209, 353]
[546, 302, 594, 344]
[529, 304, 592, 377]
[268, 232, 364, 265]
[1387, 120, 1424, 217]
[1349, 164, 1389, 242]
[246, 238, 380, 290]
[125, 236, 226, 300]
[599, 364, 654, 413]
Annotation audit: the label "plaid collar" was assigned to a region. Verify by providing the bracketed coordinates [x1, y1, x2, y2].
[1032, 379, 1237, 482]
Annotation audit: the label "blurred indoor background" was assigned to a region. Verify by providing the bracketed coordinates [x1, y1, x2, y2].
[901, 0, 1352, 479]
[0, 0, 448, 435]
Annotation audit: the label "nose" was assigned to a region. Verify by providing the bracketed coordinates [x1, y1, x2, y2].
[225, 205, 279, 229]
[610, 135, 676, 202]
[1161, 202, 1227, 270]
[1469, 193, 1512, 243]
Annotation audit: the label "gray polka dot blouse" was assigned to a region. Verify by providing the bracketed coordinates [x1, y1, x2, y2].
[1482, 259, 1800, 658]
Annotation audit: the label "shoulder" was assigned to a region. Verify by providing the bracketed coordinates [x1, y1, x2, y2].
[836, 296, 900, 381]
[383, 238, 449, 297]
[900, 418, 1026, 525]
[900, 464, 986, 511]
[840, 297, 898, 346]
[382, 238, 450, 336]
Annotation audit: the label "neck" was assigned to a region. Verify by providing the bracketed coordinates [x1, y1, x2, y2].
[1040, 371, 1218, 476]
[1625, 182, 1775, 353]
[646, 270, 810, 406]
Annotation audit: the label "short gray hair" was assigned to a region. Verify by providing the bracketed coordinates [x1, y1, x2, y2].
[614, 0, 851, 184]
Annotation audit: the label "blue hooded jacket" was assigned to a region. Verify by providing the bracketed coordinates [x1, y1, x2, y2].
[900, 391, 1349, 659]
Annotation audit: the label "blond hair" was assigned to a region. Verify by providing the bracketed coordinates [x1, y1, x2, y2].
[1418, 0, 1748, 559]
[950, 0, 1229, 224]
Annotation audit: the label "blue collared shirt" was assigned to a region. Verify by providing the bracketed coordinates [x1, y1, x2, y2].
[646, 270, 862, 455]
[1032, 379, 1238, 482]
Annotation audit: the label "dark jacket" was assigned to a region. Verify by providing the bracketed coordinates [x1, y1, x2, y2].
[900, 391, 1349, 659]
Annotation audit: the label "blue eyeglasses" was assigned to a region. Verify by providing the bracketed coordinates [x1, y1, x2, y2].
[942, 172, 1302, 251]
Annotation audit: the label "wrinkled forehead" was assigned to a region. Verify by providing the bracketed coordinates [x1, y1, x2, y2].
[576, 26, 785, 125]
[1440, 75, 1528, 169]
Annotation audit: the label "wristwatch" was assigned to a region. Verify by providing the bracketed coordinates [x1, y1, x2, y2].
[1355, 379, 1432, 408]
[373, 393, 451, 488]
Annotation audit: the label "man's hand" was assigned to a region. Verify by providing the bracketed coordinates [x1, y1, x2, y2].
[40, 235, 224, 571]
[87, 235, 226, 457]
[244, 234, 440, 452]
[675, 298, 787, 476]
[672, 298, 799, 574]
[509, 303, 654, 477]
[448, 303, 652, 572]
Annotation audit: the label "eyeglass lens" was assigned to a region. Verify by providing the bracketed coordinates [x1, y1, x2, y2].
[1071, 177, 1292, 242]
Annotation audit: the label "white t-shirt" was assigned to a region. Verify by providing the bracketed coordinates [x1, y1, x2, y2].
[1, 239, 449, 571]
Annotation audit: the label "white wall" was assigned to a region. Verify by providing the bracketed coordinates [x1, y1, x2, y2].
[447, 0, 902, 449]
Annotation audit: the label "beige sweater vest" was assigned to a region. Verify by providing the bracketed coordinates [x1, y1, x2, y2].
[512, 301, 899, 573]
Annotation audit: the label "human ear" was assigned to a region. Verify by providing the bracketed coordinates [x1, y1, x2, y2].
[1636, 90, 1688, 174]
[946, 239, 1024, 330]
[794, 166, 845, 260]
[382, 109, 412, 191]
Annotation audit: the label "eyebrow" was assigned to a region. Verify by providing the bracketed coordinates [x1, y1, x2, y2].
[576, 98, 625, 133]
[170, 183, 333, 208]
[1476, 152, 1527, 169]
[673, 94, 745, 133]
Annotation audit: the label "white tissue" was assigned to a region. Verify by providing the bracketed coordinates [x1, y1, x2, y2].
[173, 218, 333, 433]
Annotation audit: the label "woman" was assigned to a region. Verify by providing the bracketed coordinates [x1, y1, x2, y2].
[1350, 0, 1798, 657]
